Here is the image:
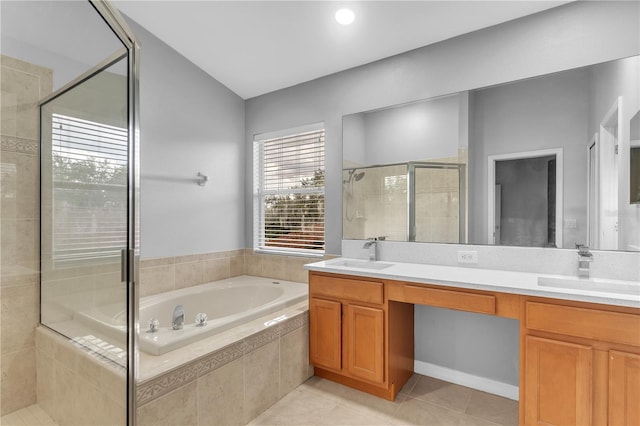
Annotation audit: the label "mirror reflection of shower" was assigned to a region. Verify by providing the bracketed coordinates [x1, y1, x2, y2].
[344, 168, 366, 221]
[343, 162, 466, 242]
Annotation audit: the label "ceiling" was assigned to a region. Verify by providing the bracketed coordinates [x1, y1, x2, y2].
[114, 1, 568, 100]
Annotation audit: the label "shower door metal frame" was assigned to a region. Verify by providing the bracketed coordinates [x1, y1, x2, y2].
[38, 1, 140, 424]
[90, 2, 141, 425]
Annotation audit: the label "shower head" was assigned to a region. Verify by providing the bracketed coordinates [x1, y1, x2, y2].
[344, 169, 366, 184]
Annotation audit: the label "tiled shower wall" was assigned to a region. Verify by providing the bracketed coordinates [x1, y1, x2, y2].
[0, 55, 52, 415]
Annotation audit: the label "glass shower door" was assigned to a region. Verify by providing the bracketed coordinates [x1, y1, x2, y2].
[40, 55, 130, 425]
[412, 163, 466, 243]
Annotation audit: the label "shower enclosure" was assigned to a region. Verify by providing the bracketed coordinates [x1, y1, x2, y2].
[38, 2, 139, 424]
[343, 162, 466, 243]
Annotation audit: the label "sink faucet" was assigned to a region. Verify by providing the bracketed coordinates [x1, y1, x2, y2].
[576, 244, 593, 279]
[172, 304, 184, 330]
[363, 237, 385, 261]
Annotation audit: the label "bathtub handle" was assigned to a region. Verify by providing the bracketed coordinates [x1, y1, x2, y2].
[195, 312, 208, 327]
[147, 318, 159, 333]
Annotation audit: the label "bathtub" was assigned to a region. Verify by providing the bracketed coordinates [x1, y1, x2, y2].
[76, 275, 308, 355]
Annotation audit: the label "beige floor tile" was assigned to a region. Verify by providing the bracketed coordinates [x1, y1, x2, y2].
[296, 375, 355, 404]
[309, 378, 407, 418]
[465, 390, 519, 426]
[408, 375, 473, 412]
[248, 388, 338, 425]
[398, 373, 420, 395]
[251, 375, 515, 426]
[0, 404, 57, 426]
[316, 404, 394, 426]
[392, 397, 498, 426]
[0, 411, 23, 426]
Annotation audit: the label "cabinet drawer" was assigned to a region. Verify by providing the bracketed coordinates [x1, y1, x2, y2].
[310, 276, 384, 304]
[526, 302, 640, 347]
[388, 283, 496, 315]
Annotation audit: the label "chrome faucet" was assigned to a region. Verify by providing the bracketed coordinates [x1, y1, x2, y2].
[172, 304, 185, 330]
[576, 244, 593, 279]
[363, 237, 385, 261]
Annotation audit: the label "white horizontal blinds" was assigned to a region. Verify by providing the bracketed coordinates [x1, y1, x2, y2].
[51, 113, 128, 264]
[255, 129, 325, 253]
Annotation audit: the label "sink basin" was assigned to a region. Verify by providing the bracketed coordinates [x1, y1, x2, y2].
[330, 260, 393, 270]
[538, 277, 640, 296]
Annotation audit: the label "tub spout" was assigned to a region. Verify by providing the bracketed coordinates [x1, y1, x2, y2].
[172, 304, 184, 330]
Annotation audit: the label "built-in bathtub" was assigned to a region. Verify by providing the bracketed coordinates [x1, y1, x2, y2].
[77, 275, 308, 355]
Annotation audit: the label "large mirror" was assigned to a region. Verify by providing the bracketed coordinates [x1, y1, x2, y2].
[343, 55, 640, 251]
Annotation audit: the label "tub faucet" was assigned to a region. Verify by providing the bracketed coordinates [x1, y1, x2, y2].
[363, 237, 385, 261]
[172, 304, 184, 330]
[576, 244, 593, 279]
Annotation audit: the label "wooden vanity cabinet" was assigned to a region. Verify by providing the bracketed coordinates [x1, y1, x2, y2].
[609, 350, 640, 426]
[309, 271, 414, 401]
[523, 300, 640, 426]
[308, 269, 640, 424]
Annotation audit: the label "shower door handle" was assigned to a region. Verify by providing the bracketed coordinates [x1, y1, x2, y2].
[121, 248, 128, 282]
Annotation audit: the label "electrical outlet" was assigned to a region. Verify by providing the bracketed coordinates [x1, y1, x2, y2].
[457, 250, 478, 264]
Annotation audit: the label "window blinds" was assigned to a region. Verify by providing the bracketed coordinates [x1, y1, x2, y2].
[254, 128, 325, 254]
[51, 113, 128, 264]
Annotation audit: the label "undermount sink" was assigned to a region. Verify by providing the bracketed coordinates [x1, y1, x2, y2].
[537, 276, 640, 296]
[330, 259, 393, 270]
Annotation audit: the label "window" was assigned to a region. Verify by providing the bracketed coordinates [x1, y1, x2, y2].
[254, 127, 325, 254]
[51, 113, 128, 264]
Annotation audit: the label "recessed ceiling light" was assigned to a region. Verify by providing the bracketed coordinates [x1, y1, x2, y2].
[335, 8, 355, 26]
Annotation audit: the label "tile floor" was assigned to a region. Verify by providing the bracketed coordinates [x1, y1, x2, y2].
[0, 374, 517, 426]
[250, 374, 518, 426]
[0, 405, 56, 426]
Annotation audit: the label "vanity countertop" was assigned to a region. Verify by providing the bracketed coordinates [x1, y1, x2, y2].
[305, 257, 640, 309]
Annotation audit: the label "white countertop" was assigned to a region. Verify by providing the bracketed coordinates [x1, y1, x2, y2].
[305, 257, 640, 309]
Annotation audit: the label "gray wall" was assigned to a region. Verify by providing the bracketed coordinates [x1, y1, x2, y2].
[469, 68, 590, 248]
[415, 307, 520, 386]
[245, 0, 640, 255]
[244, 1, 639, 388]
[126, 19, 246, 258]
[360, 95, 460, 165]
[0, 0, 125, 91]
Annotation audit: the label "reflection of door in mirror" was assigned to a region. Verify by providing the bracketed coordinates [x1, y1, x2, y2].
[588, 134, 599, 248]
[492, 154, 559, 247]
[494, 184, 502, 243]
[598, 98, 621, 250]
[630, 110, 640, 204]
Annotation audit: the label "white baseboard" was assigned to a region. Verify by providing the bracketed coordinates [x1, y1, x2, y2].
[414, 360, 519, 401]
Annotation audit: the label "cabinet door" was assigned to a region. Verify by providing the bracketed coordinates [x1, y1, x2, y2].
[309, 297, 342, 370]
[609, 350, 640, 426]
[345, 304, 384, 383]
[524, 336, 592, 426]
